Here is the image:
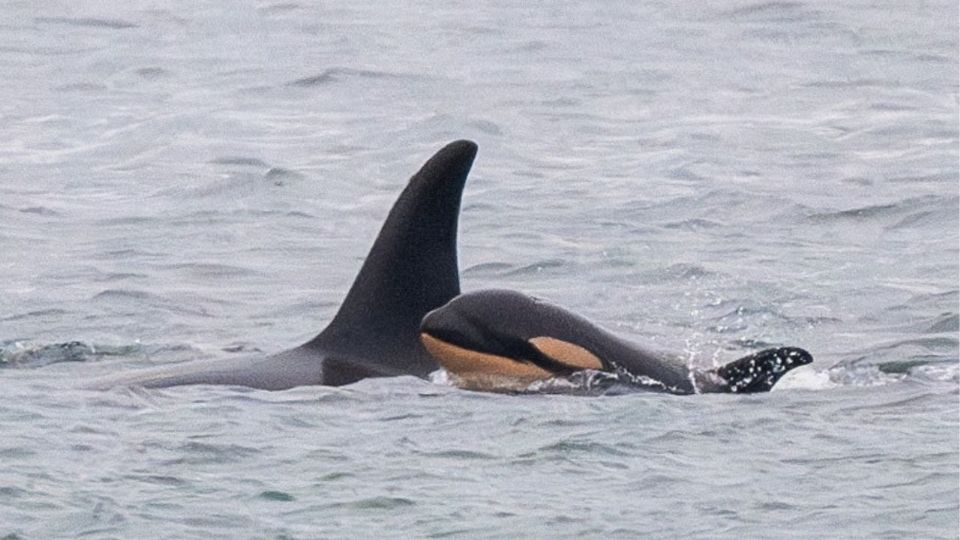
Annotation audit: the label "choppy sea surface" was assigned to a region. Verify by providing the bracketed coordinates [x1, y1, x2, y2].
[1, 1, 958, 538]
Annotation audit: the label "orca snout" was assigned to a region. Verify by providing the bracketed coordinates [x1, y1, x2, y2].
[420, 304, 453, 338]
[419, 302, 480, 350]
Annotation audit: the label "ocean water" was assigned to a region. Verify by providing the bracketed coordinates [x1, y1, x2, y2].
[1, 1, 958, 538]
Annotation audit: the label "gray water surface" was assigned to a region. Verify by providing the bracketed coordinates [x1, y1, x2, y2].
[1, 1, 958, 538]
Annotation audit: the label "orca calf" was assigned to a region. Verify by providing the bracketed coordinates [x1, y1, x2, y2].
[420, 289, 812, 394]
[88, 140, 478, 390]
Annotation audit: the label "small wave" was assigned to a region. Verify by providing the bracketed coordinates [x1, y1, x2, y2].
[18, 206, 59, 216]
[722, 1, 808, 20]
[208, 156, 270, 168]
[135, 67, 167, 80]
[0, 341, 141, 369]
[800, 78, 901, 89]
[826, 340, 959, 387]
[258, 490, 295, 502]
[662, 218, 724, 231]
[466, 119, 502, 136]
[910, 363, 960, 383]
[91, 288, 152, 301]
[872, 336, 959, 354]
[0, 45, 101, 56]
[169, 442, 259, 465]
[503, 259, 566, 277]
[35, 16, 138, 29]
[530, 439, 633, 458]
[1, 308, 68, 322]
[875, 358, 958, 376]
[95, 215, 157, 226]
[158, 262, 261, 278]
[807, 195, 950, 225]
[126, 474, 188, 487]
[326, 496, 415, 510]
[867, 102, 917, 112]
[885, 197, 959, 231]
[286, 68, 402, 88]
[93, 248, 165, 260]
[264, 167, 305, 186]
[221, 343, 263, 354]
[906, 289, 959, 308]
[90, 288, 213, 317]
[809, 202, 901, 221]
[257, 3, 301, 15]
[0, 486, 29, 498]
[666, 165, 706, 182]
[706, 302, 840, 330]
[731, 337, 781, 348]
[55, 82, 107, 92]
[826, 365, 906, 387]
[861, 49, 953, 65]
[462, 262, 514, 276]
[922, 313, 959, 334]
[0, 341, 92, 368]
[418, 449, 496, 460]
[888, 210, 939, 229]
[643, 263, 716, 282]
[93, 272, 149, 282]
[173, 170, 297, 199]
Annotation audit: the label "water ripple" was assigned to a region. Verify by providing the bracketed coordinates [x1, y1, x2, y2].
[34, 16, 138, 29]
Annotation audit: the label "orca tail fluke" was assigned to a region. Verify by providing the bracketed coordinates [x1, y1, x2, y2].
[712, 347, 813, 393]
[307, 141, 478, 376]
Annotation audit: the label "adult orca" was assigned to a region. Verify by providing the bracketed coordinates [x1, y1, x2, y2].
[420, 289, 813, 394]
[88, 140, 478, 390]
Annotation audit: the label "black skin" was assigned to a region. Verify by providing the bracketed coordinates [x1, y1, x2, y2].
[421, 289, 813, 394]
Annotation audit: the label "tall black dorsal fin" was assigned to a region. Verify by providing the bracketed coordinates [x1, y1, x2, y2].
[308, 140, 478, 369]
[713, 347, 813, 393]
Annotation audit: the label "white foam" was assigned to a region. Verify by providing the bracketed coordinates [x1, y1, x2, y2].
[428, 368, 455, 387]
[770, 365, 838, 391]
[910, 362, 960, 383]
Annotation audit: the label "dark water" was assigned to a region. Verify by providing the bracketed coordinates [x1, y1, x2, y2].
[1, 1, 958, 538]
